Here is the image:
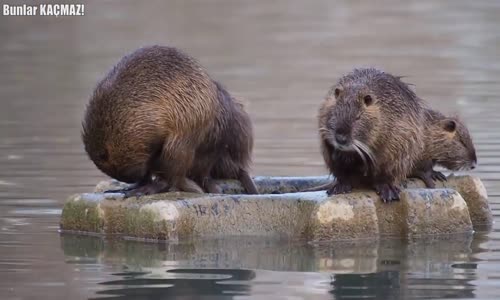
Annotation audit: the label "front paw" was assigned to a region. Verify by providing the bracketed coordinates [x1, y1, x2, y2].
[431, 171, 447, 182]
[326, 181, 353, 196]
[411, 170, 436, 189]
[374, 183, 401, 203]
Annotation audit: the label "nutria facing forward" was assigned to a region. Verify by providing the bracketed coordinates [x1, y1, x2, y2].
[82, 45, 258, 197]
[410, 109, 477, 188]
[316, 68, 426, 202]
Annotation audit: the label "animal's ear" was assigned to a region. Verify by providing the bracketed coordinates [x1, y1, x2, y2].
[334, 88, 341, 98]
[363, 95, 374, 106]
[327, 86, 342, 101]
[442, 119, 456, 132]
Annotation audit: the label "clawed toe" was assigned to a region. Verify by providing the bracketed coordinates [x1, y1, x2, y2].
[123, 186, 159, 198]
[432, 171, 447, 182]
[326, 182, 352, 196]
[375, 184, 401, 203]
[411, 171, 435, 188]
[105, 184, 137, 194]
[121, 181, 169, 198]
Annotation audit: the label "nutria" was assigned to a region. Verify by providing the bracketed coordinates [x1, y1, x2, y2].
[312, 68, 426, 202]
[410, 109, 477, 188]
[82, 45, 258, 197]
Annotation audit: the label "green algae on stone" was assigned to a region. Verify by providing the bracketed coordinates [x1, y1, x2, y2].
[102, 204, 128, 234]
[60, 194, 104, 233]
[120, 205, 174, 240]
[373, 195, 406, 237]
[293, 197, 320, 240]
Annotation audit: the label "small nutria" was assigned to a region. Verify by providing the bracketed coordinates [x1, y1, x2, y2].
[410, 109, 477, 188]
[82, 45, 258, 197]
[314, 68, 426, 202]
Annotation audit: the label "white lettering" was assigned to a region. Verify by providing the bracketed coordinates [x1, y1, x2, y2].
[39, 4, 46, 15]
[2, 4, 85, 16]
[53, 4, 60, 17]
[77, 4, 84, 15]
[60, 4, 69, 16]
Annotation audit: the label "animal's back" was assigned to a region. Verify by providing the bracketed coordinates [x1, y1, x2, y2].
[82, 46, 218, 182]
[89, 46, 217, 133]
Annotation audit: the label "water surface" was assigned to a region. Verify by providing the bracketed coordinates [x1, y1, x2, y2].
[1, 0, 500, 299]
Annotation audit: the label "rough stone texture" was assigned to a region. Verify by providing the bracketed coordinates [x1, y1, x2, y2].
[313, 193, 378, 241]
[61, 191, 376, 242]
[400, 189, 472, 236]
[60, 175, 488, 242]
[405, 175, 492, 226]
[93, 174, 491, 227]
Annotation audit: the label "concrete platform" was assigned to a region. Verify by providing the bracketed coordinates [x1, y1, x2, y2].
[59, 175, 491, 242]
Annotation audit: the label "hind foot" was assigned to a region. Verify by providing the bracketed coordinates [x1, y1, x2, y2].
[238, 169, 259, 194]
[104, 177, 155, 196]
[201, 177, 223, 194]
[106, 180, 170, 198]
[374, 183, 401, 203]
[326, 181, 352, 196]
[432, 170, 447, 182]
[175, 178, 204, 194]
[105, 184, 140, 194]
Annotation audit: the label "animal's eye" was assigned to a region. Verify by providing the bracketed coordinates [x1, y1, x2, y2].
[334, 88, 341, 98]
[364, 95, 373, 106]
[444, 120, 456, 132]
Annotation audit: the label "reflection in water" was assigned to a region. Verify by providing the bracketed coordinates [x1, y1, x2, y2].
[330, 272, 400, 300]
[60, 234, 480, 299]
[2, 0, 500, 299]
[92, 269, 255, 300]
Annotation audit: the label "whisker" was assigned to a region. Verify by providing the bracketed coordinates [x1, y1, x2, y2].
[353, 144, 369, 176]
[354, 140, 377, 166]
[319, 127, 329, 134]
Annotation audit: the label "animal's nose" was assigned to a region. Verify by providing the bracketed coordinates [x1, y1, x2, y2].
[471, 160, 477, 170]
[335, 133, 348, 145]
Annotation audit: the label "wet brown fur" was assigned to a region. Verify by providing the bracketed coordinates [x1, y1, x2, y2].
[82, 45, 258, 196]
[314, 68, 426, 202]
[410, 108, 477, 188]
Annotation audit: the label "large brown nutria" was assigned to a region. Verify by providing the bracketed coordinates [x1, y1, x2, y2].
[410, 109, 477, 188]
[314, 68, 426, 202]
[82, 45, 258, 197]
[186, 80, 258, 194]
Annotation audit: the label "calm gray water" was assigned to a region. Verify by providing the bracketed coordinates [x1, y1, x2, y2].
[1, 0, 500, 299]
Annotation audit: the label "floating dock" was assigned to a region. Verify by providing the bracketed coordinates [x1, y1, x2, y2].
[60, 175, 491, 242]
